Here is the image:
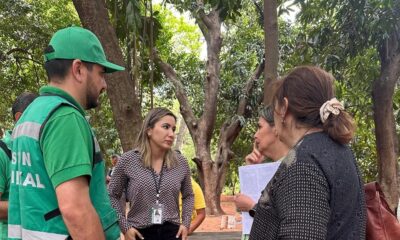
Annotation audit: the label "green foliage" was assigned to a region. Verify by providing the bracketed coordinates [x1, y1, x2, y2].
[335, 48, 380, 182]
[215, 0, 265, 135]
[163, 0, 242, 21]
[2, 0, 397, 188]
[0, 0, 120, 167]
[154, 5, 205, 115]
[126, 0, 142, 34]
[0, 0, 79, 129]
[295, 0, 398, 57]
[292, 0, 400, 182]
[87, 95, 123, 166]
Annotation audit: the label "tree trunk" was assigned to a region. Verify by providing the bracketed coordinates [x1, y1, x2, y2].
[155, 41, 265, 215]
[263, 0, 279, 105]
[174, 117, 187, 151]
[373, 33, 400, 212]
[196, 145, 225, 215]
[72, 0, 142, 151]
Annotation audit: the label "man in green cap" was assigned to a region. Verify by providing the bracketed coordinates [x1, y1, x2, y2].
[0, 92, 38, 240]
[8, 26, 124, 240]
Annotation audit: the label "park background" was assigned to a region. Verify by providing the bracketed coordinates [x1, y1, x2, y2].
[0, 0, 399, 223]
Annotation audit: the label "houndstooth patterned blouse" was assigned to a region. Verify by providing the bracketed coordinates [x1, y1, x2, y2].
[249, 132, 366, 240]
[108, 150, 194, 233]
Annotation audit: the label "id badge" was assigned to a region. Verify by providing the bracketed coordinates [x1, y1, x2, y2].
[151, 203, 164, 224]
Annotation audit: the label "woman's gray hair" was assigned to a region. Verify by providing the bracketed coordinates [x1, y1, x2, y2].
[259, 105, 275, 126]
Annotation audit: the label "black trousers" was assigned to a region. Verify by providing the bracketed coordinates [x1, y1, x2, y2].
[138, 222, 181, 240]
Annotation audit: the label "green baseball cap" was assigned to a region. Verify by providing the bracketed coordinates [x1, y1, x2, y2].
[44, 26, 125, 73]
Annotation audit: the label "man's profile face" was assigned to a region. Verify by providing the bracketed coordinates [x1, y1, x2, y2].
[85, 64, 107, 109]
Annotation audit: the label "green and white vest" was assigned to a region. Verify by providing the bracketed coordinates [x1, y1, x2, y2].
[8, 95, 120, 240]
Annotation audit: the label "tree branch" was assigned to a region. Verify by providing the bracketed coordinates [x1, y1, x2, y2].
[225, 59, 265, 144]
[215, 59, 265, 166]
[153, 49, 198, 133]
[6, 48, 29, 55]
[14, 55, 42, 65]
[253, 0, 264, 29]
[195, 16, 210, 42]
[195, 0, 213, 29]
[197, 9, 223, 145]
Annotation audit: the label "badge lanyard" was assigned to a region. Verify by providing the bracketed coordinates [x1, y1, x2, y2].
[150, 160, 165, 224]
[151, 159, 165, 204]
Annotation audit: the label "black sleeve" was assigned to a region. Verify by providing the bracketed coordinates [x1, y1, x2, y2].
[275, 162, 330, 240]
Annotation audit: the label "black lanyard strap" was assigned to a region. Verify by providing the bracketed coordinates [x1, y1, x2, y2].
[151, 160, 165, 203]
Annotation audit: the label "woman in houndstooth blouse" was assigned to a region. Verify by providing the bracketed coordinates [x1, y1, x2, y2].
[108, 108, 194, 240]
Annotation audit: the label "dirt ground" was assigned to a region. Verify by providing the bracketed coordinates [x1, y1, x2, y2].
[194, 195, 242, 233]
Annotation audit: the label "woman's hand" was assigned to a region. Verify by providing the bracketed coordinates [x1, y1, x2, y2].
[176, 224, 188, 240]
[234, 193, 256, 212]
[245, 144, 265, 165]
[124, 227, 144, 240]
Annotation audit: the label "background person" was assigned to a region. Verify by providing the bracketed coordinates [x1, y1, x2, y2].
[109, 107, 194, 240]
[107, 154, 120, 184]
[0, 92, 37, 240]
[249, 66, 366, 239]
[9, 26, 124, 240]
[234, 106, 288, 240]
[179, 177, 206, 235]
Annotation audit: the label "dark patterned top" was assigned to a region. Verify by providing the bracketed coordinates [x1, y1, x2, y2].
[108, 150, 194, 233]
[249, 132, 366, 240]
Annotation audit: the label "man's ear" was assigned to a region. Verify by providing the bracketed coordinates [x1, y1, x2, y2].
[14, 112, 22, 122]
[71, 59, 85, 83]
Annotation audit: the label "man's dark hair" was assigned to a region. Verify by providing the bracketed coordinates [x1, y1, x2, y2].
[44, 44, 94, 82]
[44, 59, 74, 81]
[12, 92, 38, 121]
[44, 59, 94, 82]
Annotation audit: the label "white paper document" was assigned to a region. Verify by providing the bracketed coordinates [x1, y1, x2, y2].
[238, 161, 281, 234]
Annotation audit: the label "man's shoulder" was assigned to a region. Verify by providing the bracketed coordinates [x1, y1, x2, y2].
[19, 96, 85, 128]
[44, 105, 88, 131]
[50, 104, 84, 118]
[40, 106, 92, 147]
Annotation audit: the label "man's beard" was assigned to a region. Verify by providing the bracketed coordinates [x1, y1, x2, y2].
[85, 75, 100, 110]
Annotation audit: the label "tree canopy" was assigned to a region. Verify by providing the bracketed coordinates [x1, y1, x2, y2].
[1, 0, 399, 211]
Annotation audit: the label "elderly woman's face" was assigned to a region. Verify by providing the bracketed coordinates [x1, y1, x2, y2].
[254, 117, 277, 156]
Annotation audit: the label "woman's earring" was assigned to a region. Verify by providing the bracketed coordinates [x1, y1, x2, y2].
[281, 115, 285, 124]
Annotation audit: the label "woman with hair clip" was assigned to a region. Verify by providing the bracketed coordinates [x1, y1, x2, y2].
[249, 66, 366, 240]
[108, 108, 194, 240]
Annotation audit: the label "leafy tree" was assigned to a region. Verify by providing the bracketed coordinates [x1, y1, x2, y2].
[153, 0, 270, 215]
[73, 0, 143, 152]
[295, 0, 400, 210]
[0, 0, 79, 129]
